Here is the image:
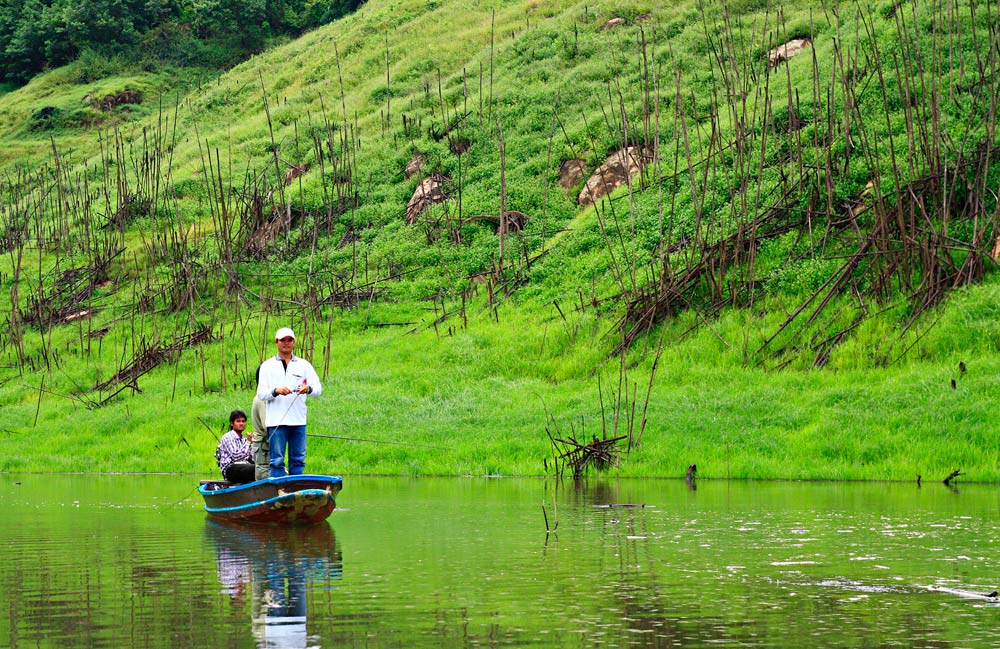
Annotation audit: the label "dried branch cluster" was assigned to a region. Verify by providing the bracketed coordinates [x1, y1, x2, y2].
[595, 4, 1000, 369]
[546, 428, 628, 479]
[91, 326, 213, 405]
[21, 249, 121, 327]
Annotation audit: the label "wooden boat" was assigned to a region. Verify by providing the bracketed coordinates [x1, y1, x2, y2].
[198, 474, 343, 525]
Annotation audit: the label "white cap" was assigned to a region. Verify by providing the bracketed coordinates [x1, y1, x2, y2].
[275, 327, 295, 340]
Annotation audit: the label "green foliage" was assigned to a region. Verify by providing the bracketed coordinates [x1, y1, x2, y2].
[0, 0, 368, 84]
[71, 49, 130, 83]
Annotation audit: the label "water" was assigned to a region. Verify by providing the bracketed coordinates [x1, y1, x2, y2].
[2, 475, 999, 648]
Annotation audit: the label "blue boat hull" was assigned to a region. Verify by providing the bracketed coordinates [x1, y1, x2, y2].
[198, 474, 343, 525]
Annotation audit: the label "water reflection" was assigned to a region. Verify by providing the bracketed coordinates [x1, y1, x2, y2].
[205, 522, 342, 648]
[5, 475, 1000, 647]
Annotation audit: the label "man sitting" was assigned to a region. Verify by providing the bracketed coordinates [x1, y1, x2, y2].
[215, 410, 255, 483]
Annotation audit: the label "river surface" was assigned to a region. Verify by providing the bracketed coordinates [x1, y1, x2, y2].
[1, 475, 999, 647]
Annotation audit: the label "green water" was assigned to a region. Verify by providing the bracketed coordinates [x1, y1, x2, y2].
[1, 475, 999, 647]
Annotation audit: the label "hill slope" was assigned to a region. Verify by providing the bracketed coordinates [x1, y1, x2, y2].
[2, 0, 1000, 481]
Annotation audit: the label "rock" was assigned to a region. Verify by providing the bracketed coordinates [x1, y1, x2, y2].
[284, 164, 308, 186]
[449, 137, 471, 155]
[404, 153, 425, 180]
[602, 17, 626, 30]
[577, 146, 653, 206]
[767, 38, 812, 68]
[96, 87, 144, 111]
[503, 210, 528, 233]
[845, 181, 875, 218]
[558, 159, 587, 192]
[30, 106, 61, 131]
[406, 174, 451, 224]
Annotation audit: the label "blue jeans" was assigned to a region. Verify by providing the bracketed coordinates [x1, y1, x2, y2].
[268, 424, 307, 477]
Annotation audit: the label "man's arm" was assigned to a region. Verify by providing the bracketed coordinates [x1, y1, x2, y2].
[256, 360, 277, 401]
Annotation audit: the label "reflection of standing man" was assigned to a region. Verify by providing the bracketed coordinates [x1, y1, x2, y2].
[254, 565, 308, 649]
[256, 327, 322, 477]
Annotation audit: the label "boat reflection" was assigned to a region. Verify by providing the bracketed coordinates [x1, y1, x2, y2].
[205, 520, 343, 648]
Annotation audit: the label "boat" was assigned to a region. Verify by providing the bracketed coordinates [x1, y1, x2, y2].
[198, 474, 343, 525]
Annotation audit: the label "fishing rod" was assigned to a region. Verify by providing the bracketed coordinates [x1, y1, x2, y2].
[267, 387, 305, 440]
[307, 433, 448, 450]
[197, 417, 221, 442]
[265, 381, 447, 450]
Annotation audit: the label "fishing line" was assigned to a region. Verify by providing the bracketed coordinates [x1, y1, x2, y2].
[164, 483, 202, 508]
[307, 433, 447, 450]
[258, 385, 307, 475]
[265, 388, 306, 443]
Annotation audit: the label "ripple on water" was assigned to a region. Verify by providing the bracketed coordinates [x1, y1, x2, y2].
[8, 476, 1000, 647]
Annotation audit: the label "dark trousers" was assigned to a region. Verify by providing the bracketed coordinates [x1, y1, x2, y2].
[223, 462, 256, 484]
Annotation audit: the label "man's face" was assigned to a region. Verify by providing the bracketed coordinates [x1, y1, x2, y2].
[232, 417, 247, 433]
[277, 336, 295, 354]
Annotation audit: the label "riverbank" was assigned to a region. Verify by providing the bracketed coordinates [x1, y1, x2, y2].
[6, 280, 999, 482]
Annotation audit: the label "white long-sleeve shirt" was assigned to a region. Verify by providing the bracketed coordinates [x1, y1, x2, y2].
[256, 354, 322, 427]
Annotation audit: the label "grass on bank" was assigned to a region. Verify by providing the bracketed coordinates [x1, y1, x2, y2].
[3, 272, 1000, 481]
[1, 0, 999, 481]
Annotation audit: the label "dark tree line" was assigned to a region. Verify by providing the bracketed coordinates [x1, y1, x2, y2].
[0, 0, 366, 84]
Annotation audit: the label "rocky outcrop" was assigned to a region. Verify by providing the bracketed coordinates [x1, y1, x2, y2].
[767, 38, 812, 67]
[577, 146, 653, 206]
[406, 174, 451, 224]
[504, 210, 527, 232]
[84, 87, 143, 111]
[558, 159, 587, 192]
[404, 153, 425, 179]
[284, 164, 308, 185]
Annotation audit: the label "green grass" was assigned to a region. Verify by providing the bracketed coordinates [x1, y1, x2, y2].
[1, 0, 999, 481]
[4, 276, 1000, 482]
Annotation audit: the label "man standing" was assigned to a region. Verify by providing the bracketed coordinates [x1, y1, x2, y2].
[256, 327, 322, 476]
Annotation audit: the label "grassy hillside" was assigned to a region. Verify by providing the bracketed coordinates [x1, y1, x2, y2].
[2, 0, 1000, 481]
